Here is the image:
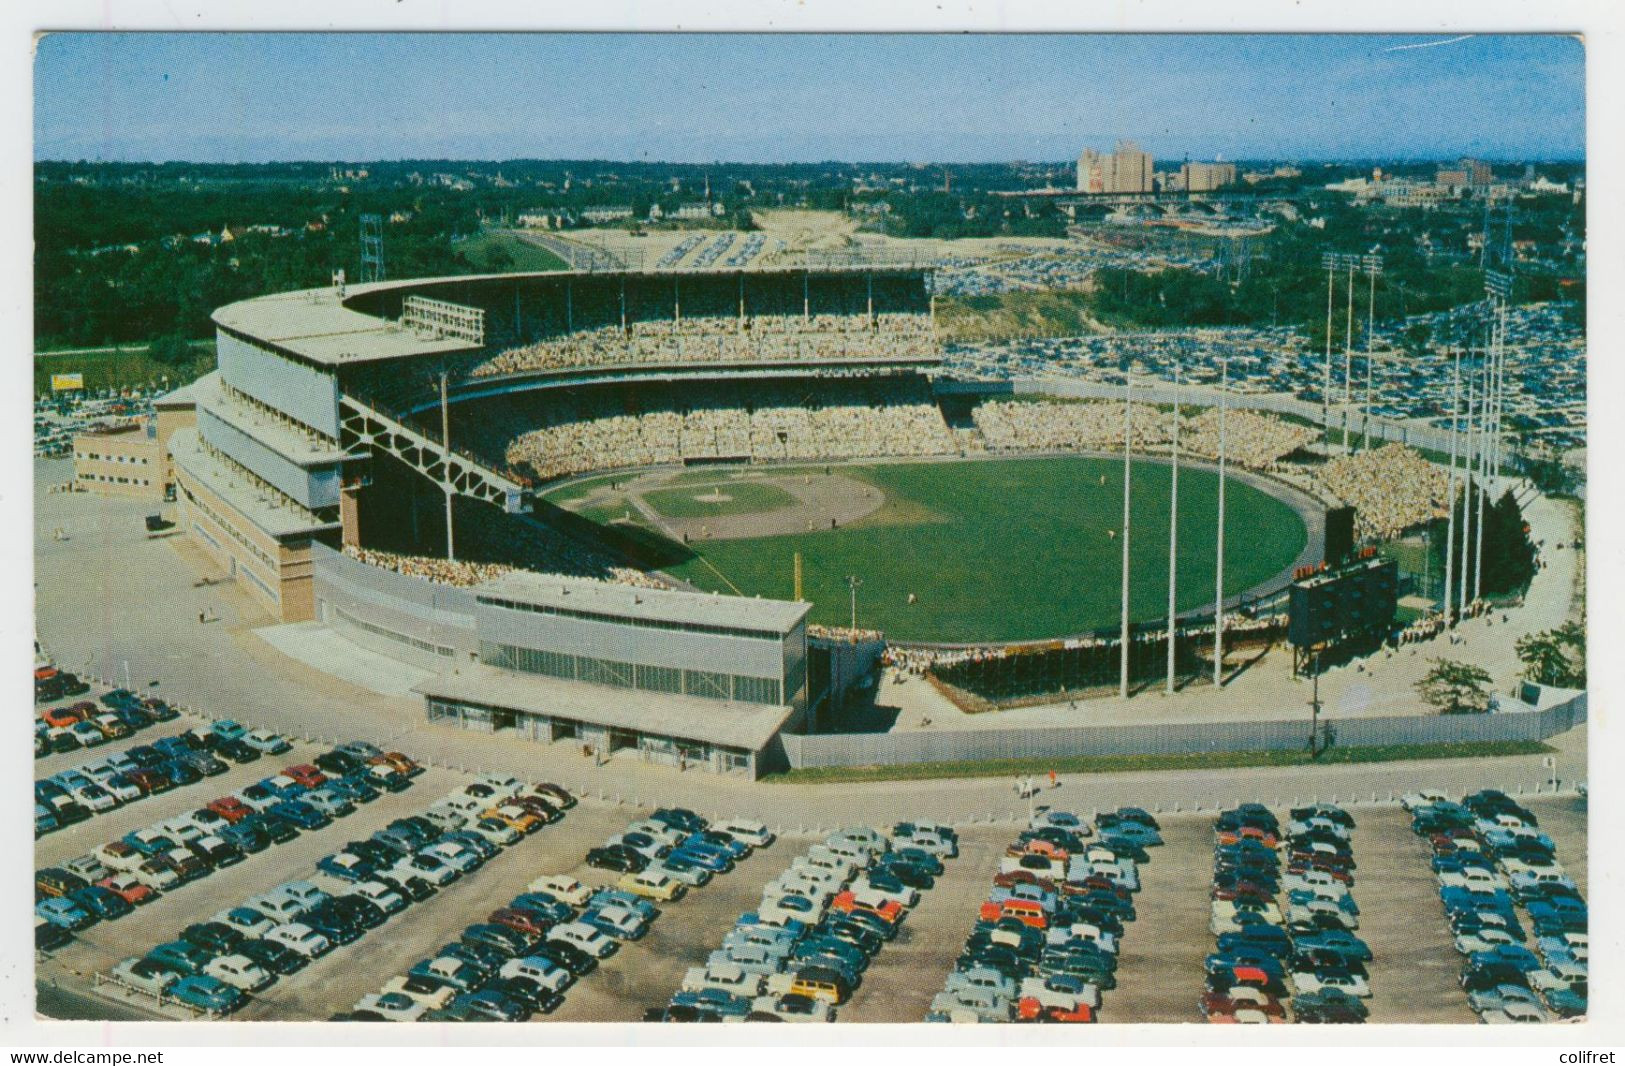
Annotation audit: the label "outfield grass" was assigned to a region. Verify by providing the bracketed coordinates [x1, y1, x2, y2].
[643, 481, 796, 519]
[666, 456, 1308, 643]
[768, 740, 1555, 784]
[456, 230, 571, 273]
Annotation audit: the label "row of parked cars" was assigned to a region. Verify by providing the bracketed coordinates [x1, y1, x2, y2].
[36, 714, 290, 836]
[1204, 803, 1372, 1024]
[34, 731, 415, 950]
[99, 767, 547, 1017]
[347, 806, 737, 1022]
[651, 822, 948, 1022]
[1403, 788, 1588, 1022]
[930, 806, 1153, 1023]
[35, 663, 92, 706]
[36, 687, 172, 760]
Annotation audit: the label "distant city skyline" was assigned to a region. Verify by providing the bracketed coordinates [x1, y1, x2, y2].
[35, 33, 1585, 164]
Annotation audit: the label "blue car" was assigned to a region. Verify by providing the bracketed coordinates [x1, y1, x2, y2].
[670, 988, 751, 1017]
[670, 844, 732, 873]
[36, 897, 96, 930]
[70, 886, 133, 922]
[1469, 944, 1543, 973]
[170, 975, 246, 1014]
[1290, 929, 1371, 963]
[160, 759, 202, 787]
[210, 720, 248, 743]
[329, 776, 379, 804]
[269, 799, 330, 831]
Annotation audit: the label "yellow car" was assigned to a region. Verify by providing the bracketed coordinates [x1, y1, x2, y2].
[617, 871, 687, 902]
[482, 805, 543, 834]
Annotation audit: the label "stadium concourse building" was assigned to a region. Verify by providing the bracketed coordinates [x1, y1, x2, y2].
[165, 265, 930, 775]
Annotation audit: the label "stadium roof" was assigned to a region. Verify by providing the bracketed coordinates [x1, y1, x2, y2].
[414, 665, 795, 752]
[212, 263, 935, 370]
[475, 570, 809, 636]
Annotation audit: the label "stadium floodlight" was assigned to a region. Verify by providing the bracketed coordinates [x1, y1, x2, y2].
[845, 575, 864, 631]
[1213, 356, 1229, 688]
[1485, 270, 1514, 300]
[1119, 361, 1133, 700]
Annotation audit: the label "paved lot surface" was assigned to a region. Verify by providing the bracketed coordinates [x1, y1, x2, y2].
[838, 829, 997, 1023]
[1107, 815, 1214, 1023]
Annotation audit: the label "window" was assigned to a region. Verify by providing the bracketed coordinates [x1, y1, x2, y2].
[685, 669, 731, 701]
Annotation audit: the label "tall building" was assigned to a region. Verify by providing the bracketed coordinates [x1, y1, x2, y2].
[1075, 141, 1155, 194]
[1181, 161, 1237, 192]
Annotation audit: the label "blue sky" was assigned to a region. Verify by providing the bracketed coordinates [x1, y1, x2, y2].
[34, 33, 1585, 163]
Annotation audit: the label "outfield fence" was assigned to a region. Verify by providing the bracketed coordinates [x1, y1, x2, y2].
[777, 691, 1585, 770]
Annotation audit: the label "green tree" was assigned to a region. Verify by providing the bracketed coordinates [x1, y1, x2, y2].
[146, 333, 195, 368]
[1515, 621, 1586, 688]
[1416, 659, 1494, 715]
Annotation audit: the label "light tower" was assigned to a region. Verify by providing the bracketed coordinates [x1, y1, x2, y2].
[1213, 355, 1229, 688]
[1118, 351, 1133, 700]
[1360, 253, 1384, 449]
[1166, 357, 1181, 696]
[359, 213, 386, 284]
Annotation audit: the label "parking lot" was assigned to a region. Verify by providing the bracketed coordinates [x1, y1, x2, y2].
[41, 786, 1588, 1024]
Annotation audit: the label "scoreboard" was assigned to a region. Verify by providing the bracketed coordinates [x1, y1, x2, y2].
[1288, 556, 1399, 648]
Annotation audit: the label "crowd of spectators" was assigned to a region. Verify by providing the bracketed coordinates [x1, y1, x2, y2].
[972, 399, 1309, 470]
[494, 379, 957, 482]
[1317, 443, 1450, 541]
[468, 311, 937, 378]
[807, 624, 886, 645]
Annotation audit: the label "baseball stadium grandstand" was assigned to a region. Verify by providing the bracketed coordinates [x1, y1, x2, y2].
[136, 264, 1438, 773]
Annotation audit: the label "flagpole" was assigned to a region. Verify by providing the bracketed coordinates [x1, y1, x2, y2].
[1214, 356, 1228, 688]
[1166, 360, 1181, 696]
[1443, 347, 1460, 626]
[1120, 359, 1133, 700]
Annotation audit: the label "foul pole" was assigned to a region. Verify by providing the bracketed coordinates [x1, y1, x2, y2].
[1443, 348, 1460, 626]
[440, 370, 455, 563]
[1214, 356, 1229, 688]
[1119, 360, 1133, 700]
[1459, 354, 1475, 624]
[1166, 359, 1181, 696]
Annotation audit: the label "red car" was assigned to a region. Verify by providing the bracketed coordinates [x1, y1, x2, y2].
[206, 796, 255, 824]
[40, 706, 84, 729]
[1211, 881, 1275, 902]
[96, 875, 157, 906]
[1286, 860, 1353, 885]
[284, 764, 328, 789]
[1200, 991, 1286, 1020]
[489, 907, 552, 938]
[833, 891, 903, 925]
[1017, 998, 1096, 1023]
[993, 870, 1059, 893]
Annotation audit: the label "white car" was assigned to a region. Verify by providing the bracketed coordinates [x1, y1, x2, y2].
[681, 963, 766, 998]
[750, 993, 835, 1023]
[354, 992, 428, 1021]
[713, 819, 775, 849]
[265, 923, 333, 958]
[1455, 927, 1519, 955]
[160, 818, 206, 845]
[204, 954, 275, 992]
[1482, 1001, 1549, 1024]
[1292, 968, 1370, 998]
[626, 820, 687, 848]
[1028, 808, 1090, 835]
[422, 805, 469, 833]
[1537, 932, 1588, 964]
[243, 729, 292, 754]
[1400, 789, 1451, 811]
[767, 875, 835, 907]
[852, 876, 919, 909]
[111, 957, 179, 997]
[66, 783, 119, 813]
[498, 957, 572, 995]
[133, 858, 181, 892]
[421, 841, 480, 873]
[1440, 867, 1507, 892]
[1019, 975, 1102, 1011]
[89, 769, 142, 804]
[468, 818, 521, 847]
[608, 832, 669, 861]
[397, 853, 459, 886]
[758, 892, 823, 927]
[530, 875, 592, 907]
[650, 860, 712, 889]
[94, 842, 147, 874]
[348, 880, 406, 915]
[586, 904, 649, 940]
[381, 976, 457, 1010]
[548, 921, 618, 959]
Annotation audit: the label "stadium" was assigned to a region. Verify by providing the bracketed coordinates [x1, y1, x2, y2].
[158, 264, 1399, 776]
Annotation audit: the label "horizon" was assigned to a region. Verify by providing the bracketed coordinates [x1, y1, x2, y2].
[35, 33, 1585, 165]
